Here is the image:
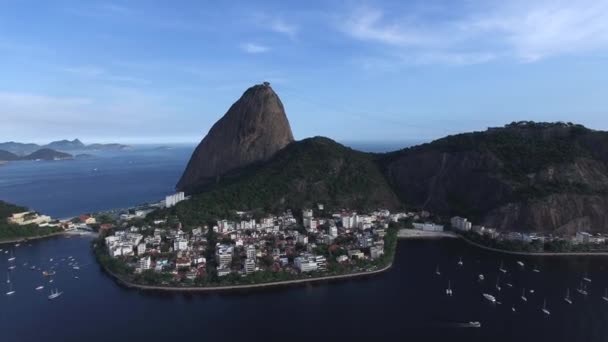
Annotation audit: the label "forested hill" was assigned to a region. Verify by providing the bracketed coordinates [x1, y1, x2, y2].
[172, 137, 401, 226]
[379, 122, 608, 234]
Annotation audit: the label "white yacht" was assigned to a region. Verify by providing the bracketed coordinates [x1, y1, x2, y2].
[8, 250, 15, 262]
[583, 273, 592, 283]
[577, 281, 588, 296]
[458, 257, 463, 266]
[565, 288, 573, 304]
[521, 288, 528, 302]
[48, 288, 63, 300]
[5, 273, 9, 284]
[6, 275, 15, 296]
[516, 261, 524, 267]
[532, 266, 540, 273]
[602, 289, 608, 302]
[35, 285, 44, 291]
[541, 299, 551, 316]
[435, 265, 441, 276]
[483, 293, 496, 303]
[446, 280, 453, 296]
[495, 276, 501, 291]
[499, 261, 507, 273]
[468, 321, 481, 328]
[478, 274, 485, 281]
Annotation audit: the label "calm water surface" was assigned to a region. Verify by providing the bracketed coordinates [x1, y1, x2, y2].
[2, 237, 608, 342]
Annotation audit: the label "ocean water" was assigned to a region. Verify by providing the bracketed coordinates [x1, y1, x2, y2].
[1, 237, 608, 342]
[0, 146, 193, 218]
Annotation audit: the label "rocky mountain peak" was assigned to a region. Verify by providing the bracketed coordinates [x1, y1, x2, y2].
[177, 83, 294, 193]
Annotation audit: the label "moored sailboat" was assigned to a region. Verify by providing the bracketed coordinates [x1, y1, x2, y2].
[565, 288, 573, 304]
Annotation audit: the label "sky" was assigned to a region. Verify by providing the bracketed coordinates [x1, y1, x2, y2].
[1, 0, 607, 144]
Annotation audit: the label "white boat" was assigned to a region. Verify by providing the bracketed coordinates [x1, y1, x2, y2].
[583, 273, 592, 283]
[483, 293, 496, 303]
[603, 289, 608, 302]
[8, 265, 16, 270]
[478, 274, 485, 281]
[48, 288, 63, 300]
[8, 250, 15, 262]
[511, 306, 516, 312]
[506, 283, 513, 288]
[565, 288, 573, 304]
[521, 288, 528, 302]
[516, 261, 524, 267]
[458, 257, 463, 266]
[468, 321, 481, 328]
[5, 273, 9, 284]
[446, 280, 453, 296]
[6, 277, 15, 296]
[541, 299, 551, 316]
[435, 265, 441, 276]
[529, 289, 535, 294]
[73, 266, 80, 270]
[495, 276, 501, 291]
[35, 285, 44, 291]
[577, 281, 588, 296]
[14, 243, 20, 247]
[499, 261, 507, 273]
[532, 266, 540, 273]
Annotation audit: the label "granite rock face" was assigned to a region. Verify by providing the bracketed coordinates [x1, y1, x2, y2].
[177, 83, 294, 193]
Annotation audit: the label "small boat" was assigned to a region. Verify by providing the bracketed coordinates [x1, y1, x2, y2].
[48, 288, 63, 300]
[499, 261, 507, 273]
[6, 275, 15, 296]
[565, 288, 573, 304]
[435, 265, 441, 276]
[516, 261, 524, 267]
[49, 258, 53, 262]
[577, 281, 588, 296]
[446, 280, 453, 296]
[458, 257, 463, 266]
[495, 276, 501, 291]
[35, 285, 44, 291]
[74, 276, 79, 279]
[73, 266, 80, 270]
[532, 266, 540, 273]
[478, 274, 485, 281]
[541, 299, 551, 316]
[468, 321, 481, 328]
[14, 243, 20, 247]
[5, 273, 9, 284]
[529, 289, 535, 294]
[29, 266, 36, 270]
[521, 288, 528, 302]
[511, 306, 516, 312]
[8, 265, 16, 270]
[42, 270, 56, 277]
[583, 273, 592, 283]
[603, 289, 608, 302]
[8, 250, 16, 262]
[483, 293, 496, 303]
[506, 283, 513, 288]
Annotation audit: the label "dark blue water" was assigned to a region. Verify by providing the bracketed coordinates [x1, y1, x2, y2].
[0, 146, 193, 218]
[2, 237, 608, 342]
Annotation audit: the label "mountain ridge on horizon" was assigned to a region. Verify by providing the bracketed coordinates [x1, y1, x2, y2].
[0, 138, 130, 156]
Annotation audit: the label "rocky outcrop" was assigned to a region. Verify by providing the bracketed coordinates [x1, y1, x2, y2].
[380, 122, 608, 233]
[177, 83, 294, 193]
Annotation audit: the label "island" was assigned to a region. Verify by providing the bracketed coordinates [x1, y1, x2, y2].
[0, 201, 63, 243]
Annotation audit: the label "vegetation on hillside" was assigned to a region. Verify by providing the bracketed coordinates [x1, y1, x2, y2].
[0, 201, 60, 241]
[168, 137, 401, 227]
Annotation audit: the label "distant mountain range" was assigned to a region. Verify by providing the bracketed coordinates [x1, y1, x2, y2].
[0, 148, 73, 162]
[0, 139, 130, 156]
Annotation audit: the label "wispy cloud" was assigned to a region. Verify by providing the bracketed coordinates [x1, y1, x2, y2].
[60, 65, 148, 84]
[339, 1, 608, 66]
[240, 42, 270, 54]
[270, 18, 298, 39]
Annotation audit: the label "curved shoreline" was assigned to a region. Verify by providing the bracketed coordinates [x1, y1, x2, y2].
[0, 231, 67, 245]
[458, 234, 608, 257]
[102, 262, 393, 292]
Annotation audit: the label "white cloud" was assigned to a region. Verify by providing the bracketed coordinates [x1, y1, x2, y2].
[240, 42, 270, 54]
[270, 19, 298, 39]
[339, 1, 608, 66]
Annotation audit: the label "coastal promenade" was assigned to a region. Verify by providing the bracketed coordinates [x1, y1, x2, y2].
[397, 229, 458, 239]
[103, 262, 393, 292]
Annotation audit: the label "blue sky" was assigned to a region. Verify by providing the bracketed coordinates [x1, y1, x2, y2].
[1, 0, 607, 144]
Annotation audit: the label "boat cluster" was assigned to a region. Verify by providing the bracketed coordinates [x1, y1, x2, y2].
[435, 257, 606, 321]
[4, 243, 83, 300]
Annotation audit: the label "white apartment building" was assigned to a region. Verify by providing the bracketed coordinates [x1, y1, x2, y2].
[165, 192, 185, 208]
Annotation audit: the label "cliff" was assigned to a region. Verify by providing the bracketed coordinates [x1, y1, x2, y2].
[379, 122, 608, 233]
